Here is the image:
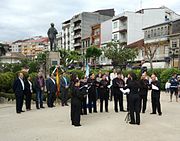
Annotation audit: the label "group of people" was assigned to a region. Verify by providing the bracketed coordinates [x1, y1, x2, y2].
[70, 69, 164, 127]
[14, 68, 178, 127]
[12, 71, 70, 114]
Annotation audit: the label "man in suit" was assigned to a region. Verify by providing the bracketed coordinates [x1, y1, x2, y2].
[34, 72, 45, 109]
[60, 72, 70, 106]
[46, 73, 57, 108]
[13, 72, 25, 114]
[112, 72, 125, 112]
[150, 74, 162, 116]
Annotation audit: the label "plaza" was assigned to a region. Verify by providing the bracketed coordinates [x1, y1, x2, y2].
[0, 92, 179, 141]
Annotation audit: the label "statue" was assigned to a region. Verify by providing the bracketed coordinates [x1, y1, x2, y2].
[47, 23, 58, 51]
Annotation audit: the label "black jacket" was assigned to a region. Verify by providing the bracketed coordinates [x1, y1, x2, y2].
[13, 78, 24, 95]
[46, 78, 57, 94]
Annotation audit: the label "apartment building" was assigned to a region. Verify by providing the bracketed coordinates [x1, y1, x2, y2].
[112, 6, 180, 45]
[59, 9, 114, 52]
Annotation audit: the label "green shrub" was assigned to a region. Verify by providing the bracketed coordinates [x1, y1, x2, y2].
[0, 72, 16, 92]
[67, 69, 85, 79]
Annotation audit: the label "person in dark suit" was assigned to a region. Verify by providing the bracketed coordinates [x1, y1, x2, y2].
[71, 79, 83, 127]
[87, 73, 97, 113]
[99, 74, 109, 112]
[150, 74, 162, 116]
[24, 76, 33, 111]
[34, 72, 45, 109]
[112, 72, 125, 112]
[139, 74, 149, 113]
[80, 76, 88, 115]
[60, 72, 70, 106]
[126, 72, 141, 125]
[46, 73, 57, 108]
[13, 72, 25, 114]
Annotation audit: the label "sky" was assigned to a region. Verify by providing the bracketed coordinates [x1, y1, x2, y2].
[0, 0, 180, 42]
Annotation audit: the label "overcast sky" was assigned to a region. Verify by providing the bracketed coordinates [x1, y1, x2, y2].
[0, 0, 180, 42]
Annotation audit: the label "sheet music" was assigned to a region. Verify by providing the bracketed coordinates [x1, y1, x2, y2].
[152, 84, 159, 90]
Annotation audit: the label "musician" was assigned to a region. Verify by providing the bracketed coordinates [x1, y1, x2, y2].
[112, 72, 125, 112]
[71, 79, 83, 127]
[150, 74, 162, 116]
[139, 73, 149, 113]
[99, 74, 109, 112]
[126, 72, 141, 125]
[87, 73, 97, 113]
[80, 76, 88, 115]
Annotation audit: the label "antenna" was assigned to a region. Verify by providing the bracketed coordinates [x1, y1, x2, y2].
[140, 0, 142, 9]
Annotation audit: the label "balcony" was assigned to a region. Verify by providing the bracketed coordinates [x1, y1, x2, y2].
[74, 25, 81, 31]
[74, 42, 81, 47]
[74, 33, 81, 39]
[119, 25, 127, 32]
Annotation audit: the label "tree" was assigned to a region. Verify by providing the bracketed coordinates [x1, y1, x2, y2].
[86, 45, 102, 68]
[142, 41, 165, 69]
[58, 49, 82, 68]
[104, 41, 137, 69]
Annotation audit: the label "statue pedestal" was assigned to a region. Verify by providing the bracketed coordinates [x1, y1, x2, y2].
[48, 51, 60, 66]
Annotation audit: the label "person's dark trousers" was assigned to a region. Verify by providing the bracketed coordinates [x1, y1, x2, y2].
[100, 92, 109, 112]
[82, 97, 87, 114]
[25, 93, 32, 110]
[71, 101, 81, 126]
[129, 95, 140, 124]
[15, 93, 23, 113]
[92, 94, 97, 112]
[139, 93, 148, 113]
[61, 89, 68, 105]
[88, 94, 93, 113]
[47, 92, 54, 107]
[151, 94, 161, 114]
[114, 92, 124, 112]
[114, 93, 119, 112]
[20, 93, 24, 111]
[126, 94, 130, 111]
[119, 92, 124, 111]
[36, 90, 43, 109]
[88, 93, 97, 113]
[110, 87, 114, 101]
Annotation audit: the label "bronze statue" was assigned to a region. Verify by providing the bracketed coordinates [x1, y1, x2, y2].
[47, 23, 58, 51]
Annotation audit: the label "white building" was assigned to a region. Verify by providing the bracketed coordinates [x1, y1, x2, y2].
[99, 19, 112, 66]
[112, 6, 180, 45]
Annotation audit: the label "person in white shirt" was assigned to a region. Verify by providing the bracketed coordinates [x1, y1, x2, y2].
[110, 69, 117, 101]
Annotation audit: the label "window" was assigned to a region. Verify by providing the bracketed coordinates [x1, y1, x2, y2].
[113, 21, 118, 29]
[172, 40, 177, 48]
[147, 30, 150, 38]
[151, 29, 153, 37]
[154, 29, 157, 37]
[157, 28, 160, 36]
[113, 34, 118, 41]
[161, 27, 164, 35]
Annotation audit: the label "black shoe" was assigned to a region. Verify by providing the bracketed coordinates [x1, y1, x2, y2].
[142, 111, 145, 113]
[40, 106, 45, 108]
[150, 113, 156, 114]
[120, 110, 126, 112]
[129, 122, 135, 125]
[37, 107, 40, 109]
[115, 110, 118, 113]
[21, 110, 25, 112]
[158, 113, 162, 116]
[93, 111, 97, 113]
[136, 123, 140, 125]
[17, 111, 21, 114]
[65, 104, 69, 106]
[74, 124, 81, 127]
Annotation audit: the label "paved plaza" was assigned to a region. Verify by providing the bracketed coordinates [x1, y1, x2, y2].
[0, 92, 180, 141]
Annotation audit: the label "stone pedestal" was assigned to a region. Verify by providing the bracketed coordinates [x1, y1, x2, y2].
[48, 51, 60, 66]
